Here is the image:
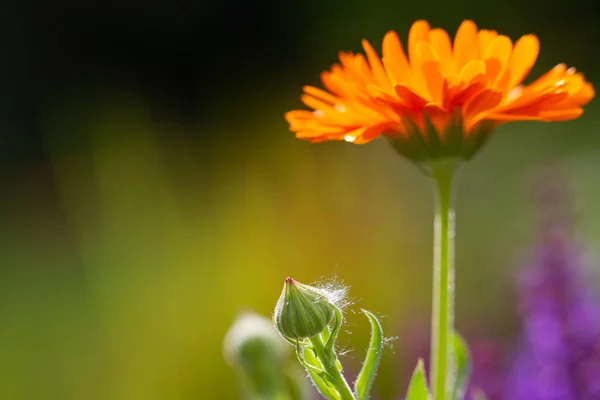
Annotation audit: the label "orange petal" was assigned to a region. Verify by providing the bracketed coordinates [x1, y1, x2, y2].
[344, 124, 389, 144]
[322, 72, 364, 100]
[382, 31, 412, 86]
[369, 87, 414, 116]
[367, 84, 398, 102]
[296, 130, 345, 140]
[301, 94, 334, 110]
[463, 89, 503, 130]
[453, 20, 478, 73]
[486, 113, 543, 122]
[354, 54, 373, 83]
[445, 81, 486, 110]
[523, 64, 567, 93]
[285, 110, 316, 121]
[362, 39, 393, 92]
[483, 35, 513, 84]
[415, 41, 443, 104]
[444, 74, 462, 89]
[460, 60, 487, 83]
[424, 103, 450, 134]
[303, 86, 338, 105]
[495, 69, 512, 92]
[395, 85, 428, 110]
[507, 35, 539, 88]
[421, 62, 444, 105]
[487, 107, 584, 122]
[477, 29, 498, 58]
[428, 28, 453, 76]
[523, 92, 570, 112]
[495, 90, 566, 116]
[321, 70, 353, 97]
[539, 108, 584, 121]
[408, 20, 431, 65]
[339, 52, 356, 70]
[551, 73, 585, 105]
[571, 81, 595, 106]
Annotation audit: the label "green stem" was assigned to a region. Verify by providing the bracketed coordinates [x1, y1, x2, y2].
[429, 160, 457, 400]
[309, 334, 355, 400]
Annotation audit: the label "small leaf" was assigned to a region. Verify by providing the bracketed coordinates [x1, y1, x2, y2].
[302, 348, 340, 399]
[453, 332, 471, 400]
[354, 309, 384, 400]
[406, 360, 432, 400]
[306, 368, 340, 400]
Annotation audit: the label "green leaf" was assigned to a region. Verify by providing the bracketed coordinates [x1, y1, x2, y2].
[300, 349, 340, 400]
[354, 309, 384, 400]
[302, 348, 340, 399]
[406, 360, 431, 400]
[452, 332, 471, 400]
[306, 368, 340, 400]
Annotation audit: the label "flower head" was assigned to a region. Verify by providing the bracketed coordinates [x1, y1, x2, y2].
[285, 20, 594, 162]
[273, 277, 336, 340]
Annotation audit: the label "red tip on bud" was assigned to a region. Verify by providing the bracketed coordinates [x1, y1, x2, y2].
[285, 277, 295, 285]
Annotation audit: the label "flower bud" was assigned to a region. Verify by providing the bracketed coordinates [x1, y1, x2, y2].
[274, 277, 335, 340]
[223, 312, 288, 396]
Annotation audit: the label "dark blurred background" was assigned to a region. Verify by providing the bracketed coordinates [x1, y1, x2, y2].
[2, 0, 600, 399]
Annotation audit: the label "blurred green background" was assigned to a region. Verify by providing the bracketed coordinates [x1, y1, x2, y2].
[1, 0, 600, 399]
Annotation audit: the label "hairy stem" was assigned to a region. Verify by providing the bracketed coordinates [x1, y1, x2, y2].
[429, 160, 457, 400]
[309, 333, 355, 400]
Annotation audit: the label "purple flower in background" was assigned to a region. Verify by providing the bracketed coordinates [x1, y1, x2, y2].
[398, 171, 600, 400]
[505, 173, 600, 400]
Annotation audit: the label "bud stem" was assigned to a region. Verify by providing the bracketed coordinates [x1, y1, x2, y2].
[309, 332, 355, 400]
[428, 159, 458, 400]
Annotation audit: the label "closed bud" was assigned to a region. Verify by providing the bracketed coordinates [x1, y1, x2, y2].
[274, 277, 335, 340]
[223, 312, 288, 397]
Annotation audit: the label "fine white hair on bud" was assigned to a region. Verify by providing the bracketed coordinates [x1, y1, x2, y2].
[313, 276, 352, 312]
[223, 311, 288, 367]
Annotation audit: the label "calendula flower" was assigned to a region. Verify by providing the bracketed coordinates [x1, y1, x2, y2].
[285, 20, 594, 162]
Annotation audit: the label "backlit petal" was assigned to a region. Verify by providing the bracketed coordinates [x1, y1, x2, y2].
[362, 39, 393, 92]
[453, 20, 478, 73]
[382, 31, 412, 86]
[477, 29, 498, 58]
[460, 60, 487, 83]
[507, 35, 539, 88]
[415, 41, 444, 104]
[429, 28, 453, 76]
[408, 20, 431, 65]
[483, 35, 512, 84]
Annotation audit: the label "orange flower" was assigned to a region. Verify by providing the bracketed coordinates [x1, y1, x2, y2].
[285, 20, 594, 161]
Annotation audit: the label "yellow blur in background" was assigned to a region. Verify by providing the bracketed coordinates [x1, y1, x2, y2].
[1, 5, 600, 400]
